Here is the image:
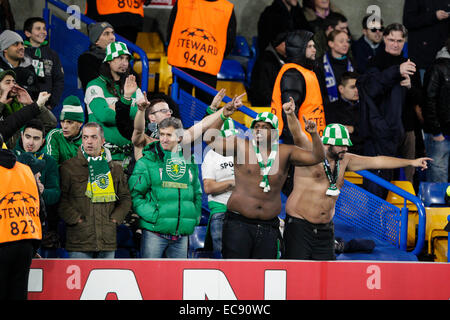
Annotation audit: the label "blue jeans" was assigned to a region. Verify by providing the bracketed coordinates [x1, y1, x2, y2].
[424, 134, 450, 182]
[210, 212, 225, 257]
[140, 229, 188, 258]
[68, 251, 115, 259]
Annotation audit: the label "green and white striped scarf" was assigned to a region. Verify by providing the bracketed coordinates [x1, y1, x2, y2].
[251, 139, 278, 193]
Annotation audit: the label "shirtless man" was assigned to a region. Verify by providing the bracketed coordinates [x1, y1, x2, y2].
[282, 97, 432, 260]
[207, 108, 325, 259]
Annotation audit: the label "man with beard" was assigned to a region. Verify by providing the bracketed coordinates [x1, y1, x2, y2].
[282, 100, 432, 260]
[85, 41, 143, 163]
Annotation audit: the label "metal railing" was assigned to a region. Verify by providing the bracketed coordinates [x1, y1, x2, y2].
[44, 0, 149, 91]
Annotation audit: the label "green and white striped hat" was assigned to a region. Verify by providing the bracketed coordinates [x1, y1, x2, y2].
[104, 41, 132, 62]
[322, 123, 352, 146]
[250, 112, 279, 130]
[60, 95, 84, 123]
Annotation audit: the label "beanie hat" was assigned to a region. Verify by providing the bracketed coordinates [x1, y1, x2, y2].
[60, 96, 84, 123]
[220, 118, 239, 137]
[0, 69, 16, 82]
[271, 31, 288, 48]
[88, 21, 113, 44]
[0, 30, 24, 51]
[322, 123, 353, 146]
[250, 112, 279, 131]
[104, 41, 132, 62]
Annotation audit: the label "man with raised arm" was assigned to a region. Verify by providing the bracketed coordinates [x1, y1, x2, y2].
[282, 97, 432, 260]
[206, 103, 325, 259]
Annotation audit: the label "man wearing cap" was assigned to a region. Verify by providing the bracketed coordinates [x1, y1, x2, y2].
[78, 21, 115, 92]
[44, 95, 84, 165]
[85, 41, 143, 163]
[283, 99, 432, 260]
[206, 104, 325, 259]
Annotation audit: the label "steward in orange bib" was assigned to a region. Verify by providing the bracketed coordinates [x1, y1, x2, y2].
[271, 30, 327, 145]
[167, 0, 236, 105]
[85, 0, 147, 43]
[0, 135, 43, 300]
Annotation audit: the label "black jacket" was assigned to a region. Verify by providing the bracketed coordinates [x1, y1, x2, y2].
[423, 47, 450, 136]
[0, 54, 39, 100]
[0, 103, 41, 142]
[403, 0, 450, 69]
[352, 36, 385, 74]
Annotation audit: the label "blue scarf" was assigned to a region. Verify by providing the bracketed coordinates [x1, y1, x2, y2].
[323, 52, 354, 102]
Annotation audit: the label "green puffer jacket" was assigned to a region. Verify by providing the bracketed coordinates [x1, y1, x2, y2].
[128, 141, 202, 236]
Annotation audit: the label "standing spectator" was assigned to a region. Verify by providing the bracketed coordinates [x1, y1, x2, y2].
[129, 117, 203, 259]
[257, 0, 311, 53]
[0, 0, 14, 32]
[167, 0, 236, 106]
[44, 96, 85, 165]
[318, 30, 354, 103]
[324, 71, 363, 155]
[58, 122, 131, 259]
[357, 23, 419, 197]
[0, 133, 42, 300]
[85, 0, 147, 43]
[201, 125, 237, 258]
[78, 21, 116, 93]
[248, 32, 287, 107]
[423, 38, 450, 182]
[303, 0, 342, 32]
[352, 14, 385, 74]
[312, 12, 350, 60]
[0, 30, 56, 133]
[403, 0, 450, 82]
[85, 42, 142, 163]
[23, 17, 64, 112]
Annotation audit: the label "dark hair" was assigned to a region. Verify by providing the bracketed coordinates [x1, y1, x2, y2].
[323, 12, 348, 31]
[338, 71, 359, 86]
[383, 23, 408, 38]
[99, 61, 132, 98]
[146, 98, 168, 119]
[23, 119, 45, 138]
[362, 14, 383, 29]
[83, 122, 104, 138]
[23, 17, 46, 35]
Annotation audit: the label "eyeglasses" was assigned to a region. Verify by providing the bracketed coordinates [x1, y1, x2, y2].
[150, 108, 173, 115]
[369, 27, 384, 33]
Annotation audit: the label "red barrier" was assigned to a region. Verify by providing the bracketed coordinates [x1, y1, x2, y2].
[28, 259, 450, 300]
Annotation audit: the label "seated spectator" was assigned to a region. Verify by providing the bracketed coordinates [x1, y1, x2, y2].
[0, 69, 52, 148]
[201, 127, 237, 258]
[78, 21, 115, 93]
[13, 119, 61, 255]
[44, 95, 84, 165]
[324, 71, 363, 155]
[0, 30, 56, 133]
[318, 30, 354, 103]
[257, 0, 311, 53]
[58, 122, 131, 259]
[312, 11, 350, 60]
[85, 41, 143, 163]
[352, 14, 385, 74]
[303, 0, 343, 32]
[248, 32, 287, 107]
[128, 117, 202, 259]
[23, 17, 64, 112]
[423, 37, 450, 182]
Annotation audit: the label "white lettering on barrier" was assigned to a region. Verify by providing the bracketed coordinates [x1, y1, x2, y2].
[366, 265, 381, 290]
[264, 270, 286, 300]
[66, 265, 81, 290]
[80, 269, 143, 300]
[183, 269, 237, 300]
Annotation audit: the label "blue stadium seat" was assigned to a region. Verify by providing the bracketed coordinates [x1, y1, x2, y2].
[418, 182, 450, 207]
[231, 35, 251, 58]
[188, 226, 207, 255]
[217, 59, 245, 81]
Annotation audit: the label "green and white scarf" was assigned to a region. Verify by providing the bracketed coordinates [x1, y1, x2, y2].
[251, 139, 278, 193]
[81, 145, 116, 203]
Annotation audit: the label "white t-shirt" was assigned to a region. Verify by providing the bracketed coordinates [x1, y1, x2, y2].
[201, 149, 235, 205]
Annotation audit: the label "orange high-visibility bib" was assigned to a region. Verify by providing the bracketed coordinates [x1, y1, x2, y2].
[90, 0, 145, 17]
[0, 162, 41, 243]
[271, 63, 326, 140]
[167, 0, 234, 75]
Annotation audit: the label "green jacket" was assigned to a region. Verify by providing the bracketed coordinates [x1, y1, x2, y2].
[44, 128, 82, 165]
[85, 75, 139, 161]
[14, 140, 61, 206]
[129, 142, 202, 236]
